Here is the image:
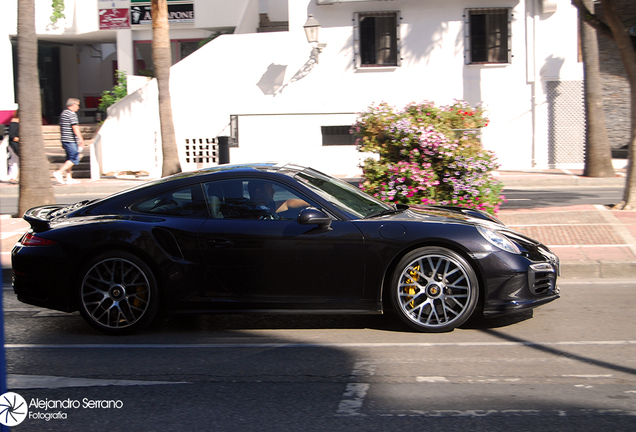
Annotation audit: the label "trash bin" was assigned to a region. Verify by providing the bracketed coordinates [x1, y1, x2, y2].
[217, 136, 232, 165]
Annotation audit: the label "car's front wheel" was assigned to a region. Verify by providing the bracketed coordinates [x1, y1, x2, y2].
[78, 251, 159, 335]
[391, 247, 479, 332]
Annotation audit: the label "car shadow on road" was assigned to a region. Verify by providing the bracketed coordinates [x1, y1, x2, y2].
[151, 312, 408, 333]
[150, 309, 533, 334]
[482, 328, 636, 377]
[460, 310, 534, 330]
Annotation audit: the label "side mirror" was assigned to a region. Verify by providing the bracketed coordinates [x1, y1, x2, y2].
[298, 207, 332, 230]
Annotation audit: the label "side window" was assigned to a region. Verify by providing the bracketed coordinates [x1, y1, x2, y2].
[465, 8, 511, 64]
[132, 185, 207, 217]
[204, 179, 314, 220]
[355, 11, 399, 68]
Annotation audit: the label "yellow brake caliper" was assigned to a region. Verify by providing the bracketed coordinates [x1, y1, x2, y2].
[405, 265, 420, 308]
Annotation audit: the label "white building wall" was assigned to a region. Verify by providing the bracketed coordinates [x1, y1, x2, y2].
[195, 0, 252, 29]
[2, 0, 121, 121]
[97, 80, 162, 177]
[262, 0, 288, 22]
[1, 0, 584, 176]
[1, 1, 19, 117]
[533, 1, 584, 168]
[116, 29, 135, 76]
[0, 34, 16, 116]
[98, 0, 584, 176]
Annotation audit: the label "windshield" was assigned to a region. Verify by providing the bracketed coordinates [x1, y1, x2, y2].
[294, 169, 393, 219]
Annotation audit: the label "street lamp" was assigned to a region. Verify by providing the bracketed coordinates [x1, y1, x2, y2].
[303, 14, 326, 63]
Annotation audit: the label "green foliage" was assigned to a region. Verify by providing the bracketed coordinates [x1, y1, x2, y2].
[198, 31, 227, 48]
[353, 101, 504, 215]
[50, 0, 65, 24]
[98, 71, 128, 113]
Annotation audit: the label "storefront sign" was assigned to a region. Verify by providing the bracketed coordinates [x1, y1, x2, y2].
[98, 0, 131, 30]
[131, 3, 194, 25]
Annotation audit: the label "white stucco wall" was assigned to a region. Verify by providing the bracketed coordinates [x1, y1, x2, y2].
[98, 79, 162, 177]
[1, 0, 120, 118]
[1, 1, 19, 114]
[195, 0, 252, 29]
[157, 0, 581, 173]
[1, 0, 583, 176]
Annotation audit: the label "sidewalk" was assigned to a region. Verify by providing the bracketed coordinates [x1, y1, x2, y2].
[1, 168, 635, 280]
[498, 204, 636, 279]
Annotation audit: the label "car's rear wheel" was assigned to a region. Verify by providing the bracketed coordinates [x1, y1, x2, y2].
[391, 247, 478, 332]
[78, 251, 159, 335]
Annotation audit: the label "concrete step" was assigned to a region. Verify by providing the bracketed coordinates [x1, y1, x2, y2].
[47, 147, 91, 179]
[42, 124, 100, 148]
[42, 124, 98, 179]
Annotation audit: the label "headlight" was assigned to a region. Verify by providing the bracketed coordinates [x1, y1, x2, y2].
[477, 226, 521, 254]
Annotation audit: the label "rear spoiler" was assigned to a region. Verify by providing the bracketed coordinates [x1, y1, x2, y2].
[23, 205, 65, 232]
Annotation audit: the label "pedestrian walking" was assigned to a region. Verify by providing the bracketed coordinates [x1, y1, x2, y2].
[54, 98, 84, 185]
[7, 109, 20, 184]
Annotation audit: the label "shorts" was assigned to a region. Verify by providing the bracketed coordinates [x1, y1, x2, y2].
[61, 142, 81, 165]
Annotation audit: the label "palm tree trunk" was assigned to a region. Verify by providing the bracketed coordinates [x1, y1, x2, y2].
[17, 0, 55, 216]
[151, 0, 181, 177]
[580, 0, 615, 178]
[600, 0, 636, 209]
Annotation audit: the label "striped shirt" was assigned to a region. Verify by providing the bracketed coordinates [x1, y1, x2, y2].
[59, 109, 79, 143]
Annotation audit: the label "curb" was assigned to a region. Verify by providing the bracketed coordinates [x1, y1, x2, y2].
[560, 261, 636, 279]
[498, 173, 626, 188]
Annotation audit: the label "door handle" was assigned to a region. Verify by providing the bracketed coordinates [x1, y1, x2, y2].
[207, 238, 233, 248]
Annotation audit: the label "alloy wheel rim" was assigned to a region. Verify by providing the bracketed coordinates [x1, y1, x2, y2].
[397, 254, 471, 328]
[81, 258, 151, 329]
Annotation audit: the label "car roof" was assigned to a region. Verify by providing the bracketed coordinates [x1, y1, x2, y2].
[195, 162, 306, 177]
[89, 163, 310, 202]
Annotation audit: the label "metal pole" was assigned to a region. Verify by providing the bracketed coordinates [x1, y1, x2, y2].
[0, 266, 8, 432]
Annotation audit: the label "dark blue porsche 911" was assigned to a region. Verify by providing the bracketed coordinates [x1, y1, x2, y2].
[12, 163, 559, 334]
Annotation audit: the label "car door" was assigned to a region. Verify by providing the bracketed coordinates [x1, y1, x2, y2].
[129, 183, 212, 300]
[198, 178, 366, 300]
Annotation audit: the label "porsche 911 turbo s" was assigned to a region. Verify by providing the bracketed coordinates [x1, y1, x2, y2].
[12, 163, 559, 334]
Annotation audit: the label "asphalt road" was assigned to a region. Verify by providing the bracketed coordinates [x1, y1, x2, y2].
[2, 279, 635, 431]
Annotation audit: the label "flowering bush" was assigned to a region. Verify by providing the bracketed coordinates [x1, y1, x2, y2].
[354, 100, 504, 214]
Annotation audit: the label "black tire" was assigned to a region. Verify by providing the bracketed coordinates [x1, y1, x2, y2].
[78, 251, 159, 335]
[390, 247, 479, 332]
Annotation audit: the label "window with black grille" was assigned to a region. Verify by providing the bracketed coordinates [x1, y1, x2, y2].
[355, 11, 399, 68]
[321, 126, 356, 146]
[465, 8, 511, 64]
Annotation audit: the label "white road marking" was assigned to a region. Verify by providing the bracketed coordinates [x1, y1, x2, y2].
[351, 361, 376, 377]
[377, 409, 636, 418]
[563, 374, 613, 378]
[335, 383, 370, 417]
[5, 340, 635, 350]
[8, 374, 188, 390]
[416, 376, 449, 383]
[335, 361, 374, 416]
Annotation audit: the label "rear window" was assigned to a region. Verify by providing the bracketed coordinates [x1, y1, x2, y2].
[131, 185, 208, 217]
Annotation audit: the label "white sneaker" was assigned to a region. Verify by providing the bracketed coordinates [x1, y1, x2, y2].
[53, 172, 65, 185]
[65, 178, 80, 185]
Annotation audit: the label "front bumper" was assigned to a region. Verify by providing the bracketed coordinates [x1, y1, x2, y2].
[478, 248, 560, 316]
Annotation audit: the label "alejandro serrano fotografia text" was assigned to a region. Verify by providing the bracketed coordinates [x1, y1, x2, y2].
[29, 398, 124, 410]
